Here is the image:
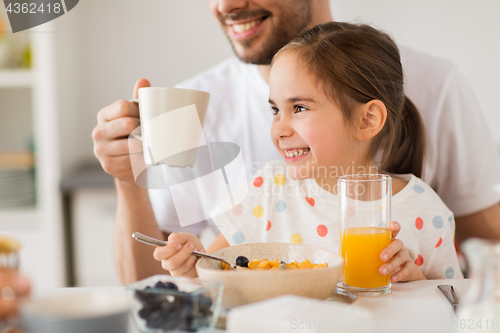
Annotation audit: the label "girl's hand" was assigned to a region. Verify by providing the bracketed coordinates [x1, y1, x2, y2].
[379, 222, 426, 282]
[153, 232, 205, 278]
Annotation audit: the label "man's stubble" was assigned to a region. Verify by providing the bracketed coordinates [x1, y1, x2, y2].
[220, 1, 312, 65]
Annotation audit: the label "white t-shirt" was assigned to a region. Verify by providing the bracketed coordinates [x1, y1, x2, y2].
[149, 47, 500, 234]
[211, 160, 463, 280]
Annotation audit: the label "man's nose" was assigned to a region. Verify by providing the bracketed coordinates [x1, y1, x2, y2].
[217, 0, 248, 14]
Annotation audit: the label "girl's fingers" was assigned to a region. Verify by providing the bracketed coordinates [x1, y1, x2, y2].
[380, 239, 404, 262]
[379, 250, 407, 276]
[388, 221, 401, 240]
[169, 255, 199, 277]
[153, 242, 183, 262]
[153, 232, 188, 262]
[170, 232, 205, 252]
[169, 232, 191, 245]
[160, 243, 195, 271]
[154, 232, 204, 276]
[391, 261, 415, 282]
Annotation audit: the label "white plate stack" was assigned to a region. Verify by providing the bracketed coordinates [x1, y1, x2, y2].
[0, 151, 35, 209]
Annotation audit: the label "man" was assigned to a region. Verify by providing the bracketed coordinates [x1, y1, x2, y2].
[92, 0, 500, 284]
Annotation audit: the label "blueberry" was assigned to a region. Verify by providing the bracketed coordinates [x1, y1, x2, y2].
[192, 315, 210, 330]
[160, 317, 179, 331]
[135, 290, 164, 305]
[146, 310, 165, 329]
[197, 295, 213, 313]
[160, 300, 175, 312]
[154, 281, 165, 289]
[178, 306, 194, 330]
[236, 256, 249, 267]
[164, 282, 179, 291]
[159, 309, 180, 330]
[154, 281, 179, 291]
[138, 307, 151, 320]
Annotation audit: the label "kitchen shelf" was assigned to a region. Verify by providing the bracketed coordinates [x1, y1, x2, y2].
[0, 22, 66, 289]
[0, 69, 33, 88]
[0, 206, 38, 226]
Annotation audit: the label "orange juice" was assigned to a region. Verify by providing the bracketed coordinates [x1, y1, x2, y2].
[341, 227, 391, 289]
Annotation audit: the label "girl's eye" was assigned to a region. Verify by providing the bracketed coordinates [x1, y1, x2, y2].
[271, 106, 280, 115]
[295, 105, 307, 113]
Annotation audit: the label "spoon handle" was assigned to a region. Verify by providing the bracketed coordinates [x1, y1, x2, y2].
[132, 232, 234, 267]
[133, 232, 167, 247]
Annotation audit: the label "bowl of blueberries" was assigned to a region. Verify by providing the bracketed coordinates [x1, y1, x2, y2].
[126, 275, 223, 332]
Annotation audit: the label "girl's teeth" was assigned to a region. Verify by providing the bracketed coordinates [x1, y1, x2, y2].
[285, 148, 310, 158]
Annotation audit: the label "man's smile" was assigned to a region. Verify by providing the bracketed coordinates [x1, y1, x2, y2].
[227, 17, 267, 40]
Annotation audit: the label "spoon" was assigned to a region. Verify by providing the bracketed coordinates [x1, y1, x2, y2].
[132, 232, 238, 270]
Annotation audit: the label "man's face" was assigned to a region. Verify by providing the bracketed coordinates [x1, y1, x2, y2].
[209, 0, 312, 65]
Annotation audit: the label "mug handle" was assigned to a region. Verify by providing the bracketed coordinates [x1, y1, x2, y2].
[129, 98, 142, 141]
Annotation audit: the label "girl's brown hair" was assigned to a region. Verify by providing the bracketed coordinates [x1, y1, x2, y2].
[274, 22, 425, 177]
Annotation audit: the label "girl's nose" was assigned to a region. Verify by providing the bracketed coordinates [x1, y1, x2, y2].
[272, 117, 294, 140]
[217, 0, 248, 14]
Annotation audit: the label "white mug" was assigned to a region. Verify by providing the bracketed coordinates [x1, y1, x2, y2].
[130, 87, 210, 167]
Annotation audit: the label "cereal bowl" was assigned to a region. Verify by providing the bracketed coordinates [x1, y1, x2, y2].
[195, 242, 343, 308]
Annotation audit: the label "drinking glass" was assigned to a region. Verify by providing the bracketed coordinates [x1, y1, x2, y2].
[338, 174, 392, 296]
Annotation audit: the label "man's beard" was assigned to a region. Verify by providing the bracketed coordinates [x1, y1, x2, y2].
[220, 3, 312, 65]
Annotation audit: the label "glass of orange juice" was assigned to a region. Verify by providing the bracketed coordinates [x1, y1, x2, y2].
[338, 174, 392, 296]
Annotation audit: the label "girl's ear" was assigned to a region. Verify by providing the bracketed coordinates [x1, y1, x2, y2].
[356, 100, 387, 141]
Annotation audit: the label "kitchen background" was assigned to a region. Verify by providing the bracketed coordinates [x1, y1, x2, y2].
[0, 0, 499, 292]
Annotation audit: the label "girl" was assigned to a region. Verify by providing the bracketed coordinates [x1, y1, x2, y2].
[153, 22, 463, 282]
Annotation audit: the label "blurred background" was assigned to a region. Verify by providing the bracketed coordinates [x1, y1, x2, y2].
[0, 0, 498, 292]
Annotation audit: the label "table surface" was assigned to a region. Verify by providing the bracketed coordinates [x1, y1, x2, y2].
[353, 279, 471, 333]
[32, 279, 472, 333]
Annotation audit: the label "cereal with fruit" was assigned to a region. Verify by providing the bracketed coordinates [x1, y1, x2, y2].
[221, 256, 328, 270]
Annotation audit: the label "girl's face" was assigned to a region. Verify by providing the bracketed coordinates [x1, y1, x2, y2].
[269, 52, 356, 182]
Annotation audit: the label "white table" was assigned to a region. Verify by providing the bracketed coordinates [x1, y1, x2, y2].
[353, 279, 471, 333]
[31, 279, 471, 333]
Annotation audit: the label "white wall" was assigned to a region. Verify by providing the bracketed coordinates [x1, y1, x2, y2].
[331, 0, 500, 142]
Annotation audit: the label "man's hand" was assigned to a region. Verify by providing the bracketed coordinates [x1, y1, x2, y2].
[379, 221, 427, 282]
[92, 79, 150, 183]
